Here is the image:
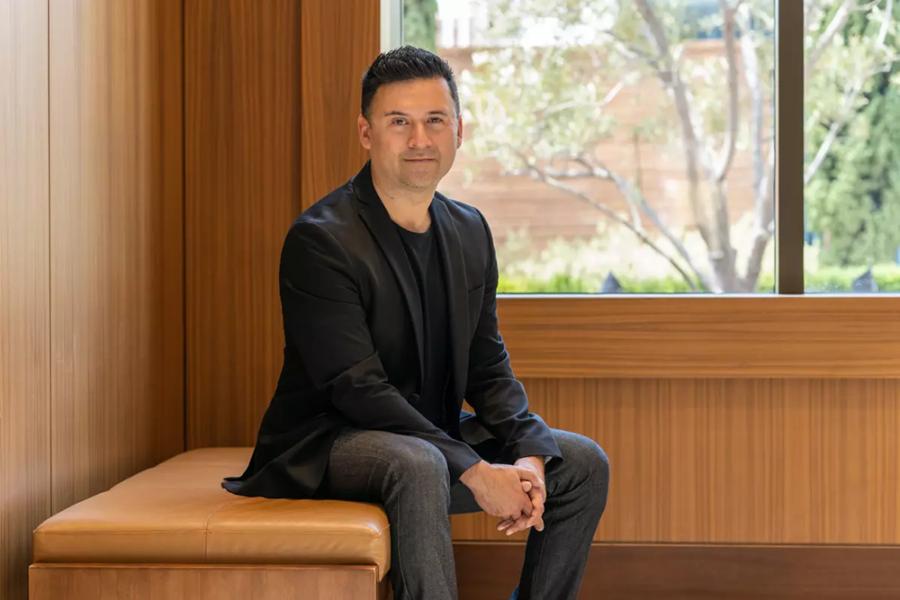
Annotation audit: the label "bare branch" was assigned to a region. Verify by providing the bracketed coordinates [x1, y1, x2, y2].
[806, 0, 857, 79]
[573, 155, 717, 290]
[714, 1, 741, 182]
[515, 152, 708, 291]
[598, 29, 661, 70]
[741, 130, 775, 291]
[738, 7, 775, 291]
[538, 79, 625, 119]
[634, 0, 716, 258]
[804, 118, 843, 185]
[805, 0, 895, 184]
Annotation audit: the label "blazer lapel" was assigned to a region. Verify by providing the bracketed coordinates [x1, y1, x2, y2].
[431, 196, 470, 405]
[353, 162, 426, 392]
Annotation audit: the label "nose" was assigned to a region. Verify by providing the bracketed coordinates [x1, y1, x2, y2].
[407, 122, 431, 149]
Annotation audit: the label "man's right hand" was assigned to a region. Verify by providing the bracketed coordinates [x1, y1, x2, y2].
[459, 460, 540, 520]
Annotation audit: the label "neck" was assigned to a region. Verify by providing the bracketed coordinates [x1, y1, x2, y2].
[371, 168, 434, 233]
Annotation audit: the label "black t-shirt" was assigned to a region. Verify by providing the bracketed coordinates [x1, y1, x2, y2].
[394, 212, 451, 430]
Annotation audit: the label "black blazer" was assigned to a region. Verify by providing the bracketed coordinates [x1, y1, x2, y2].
[223, 161, 561, 499]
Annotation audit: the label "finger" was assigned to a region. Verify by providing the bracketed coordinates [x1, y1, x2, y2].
[526, 500, 544, 531]
[503, 513, 531, 534]
[521, 480, 533, 493]
[509, 510, 541, 535]
[514, 467, 544, 489]
[519, 475, 546, 505]
[525, 488, 545, 512]
[497, 519, 514, 531]
[505, 517, 535, 536]
[528, 481, 547, 503]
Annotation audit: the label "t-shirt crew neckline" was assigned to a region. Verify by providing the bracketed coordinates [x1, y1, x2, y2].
[393, 203, 435, 237]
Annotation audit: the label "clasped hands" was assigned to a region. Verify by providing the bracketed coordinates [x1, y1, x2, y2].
[459, 456, 546, 536]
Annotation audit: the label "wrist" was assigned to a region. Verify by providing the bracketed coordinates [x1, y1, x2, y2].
[515, 456, 544, 469]
[459, 460, 489, 489]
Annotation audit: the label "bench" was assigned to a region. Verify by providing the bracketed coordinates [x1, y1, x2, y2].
[29, 448, 392, 600]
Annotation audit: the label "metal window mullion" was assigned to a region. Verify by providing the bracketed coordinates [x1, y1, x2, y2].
[381, 0, 403, 52]
[776, 0, 805, 294]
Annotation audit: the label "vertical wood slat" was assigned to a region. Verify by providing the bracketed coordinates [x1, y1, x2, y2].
[299, 0, 379, 209]
[185, 0, 302, 447]
[48, 0, 184, 511]
[451, 378, 900, 545]
[0, 1, 51, 599]
[186, 0, 379, 448]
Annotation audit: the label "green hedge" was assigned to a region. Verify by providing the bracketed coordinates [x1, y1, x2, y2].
[497, 264, 900, 294]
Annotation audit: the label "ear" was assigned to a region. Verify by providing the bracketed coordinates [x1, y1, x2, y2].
[357, 113, 372, 150]
[456, 113, 464, 149]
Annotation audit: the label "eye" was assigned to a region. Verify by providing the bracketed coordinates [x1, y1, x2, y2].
[391, 117, 408, 126]
[428, 116, 445, 124]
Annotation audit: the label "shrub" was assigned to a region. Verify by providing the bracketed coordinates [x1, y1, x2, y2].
[497, 265, 900, 294]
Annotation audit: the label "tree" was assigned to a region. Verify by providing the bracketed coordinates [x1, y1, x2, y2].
[805, 2, 900, 268]
[456, 0, 898, 292]
[403, 0, 439, 52]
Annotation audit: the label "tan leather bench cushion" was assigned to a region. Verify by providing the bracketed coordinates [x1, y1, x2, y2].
[32, 448, 390, 581]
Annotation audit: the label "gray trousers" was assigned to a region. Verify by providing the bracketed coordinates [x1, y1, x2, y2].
[320, 425, 610, 600]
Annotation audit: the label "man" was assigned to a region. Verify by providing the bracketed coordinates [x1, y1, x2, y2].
[223, 46, 609, 600]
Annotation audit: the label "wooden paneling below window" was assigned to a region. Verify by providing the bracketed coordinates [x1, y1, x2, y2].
[452, 377, 900, 545]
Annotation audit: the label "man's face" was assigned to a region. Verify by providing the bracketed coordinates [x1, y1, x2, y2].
[358, 77, 463, 193]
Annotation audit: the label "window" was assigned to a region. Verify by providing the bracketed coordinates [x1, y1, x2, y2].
[394, 0, 900, 295]
[804, 0, 900, 293]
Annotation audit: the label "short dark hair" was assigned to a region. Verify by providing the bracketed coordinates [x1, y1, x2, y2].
[361, 45, 460, 119]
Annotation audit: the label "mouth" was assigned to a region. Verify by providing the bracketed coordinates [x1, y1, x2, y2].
[404, 157, 436, 162]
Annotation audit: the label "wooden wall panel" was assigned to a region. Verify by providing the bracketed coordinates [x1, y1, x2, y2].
[186, 0, 302, 447]
[498, 296, 900, 378]
[300, 0, 379, 208]
[49, 0, 184, 511]
[0, 1, 51, 598]
[186, 0, 379, 448]
[451, 378, 900, 544]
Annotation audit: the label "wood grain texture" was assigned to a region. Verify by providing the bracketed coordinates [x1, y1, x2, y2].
[497, 296, 900, 378]
[451, 378, 900, 544]
[454, 542, 900, 600]
[49, 0, 184, 511]
[185, 0, 302, 448]
[0, 2, 51, 599]
[186, 0, 379, 447]
[300, 0, 379, 208]
[29, 563, 387, 600]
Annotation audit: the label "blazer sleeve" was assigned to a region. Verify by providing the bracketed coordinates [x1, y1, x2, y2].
[280, 221, 483, 481]
[465, 211, 562, 462]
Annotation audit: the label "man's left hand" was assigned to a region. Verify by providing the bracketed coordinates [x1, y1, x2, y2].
[497, 456, 546, 536]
